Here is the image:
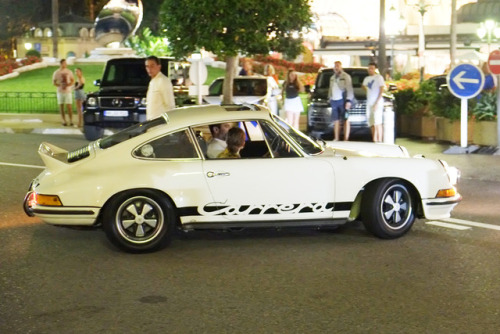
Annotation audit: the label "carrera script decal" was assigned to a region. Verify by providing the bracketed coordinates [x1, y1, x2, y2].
[198, 202, 335, 216]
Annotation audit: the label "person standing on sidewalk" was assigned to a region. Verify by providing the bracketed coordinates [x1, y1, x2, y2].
[362, 62, 385, 142]
[52, 59, 75, 126]
[145, 56, 175, 120]
[74, 68, 86, 128]
[282, 69, 304, 129]
[328, 61, 354, 141]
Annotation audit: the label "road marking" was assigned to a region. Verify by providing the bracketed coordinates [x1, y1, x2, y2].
[442, 217, 500, 231]
[426, 221, 471, 230]
[0, 162, 44, 169]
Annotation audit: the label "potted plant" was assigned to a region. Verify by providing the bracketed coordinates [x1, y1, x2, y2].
[472, 91, 498, 146]
[431, 89, 474, 144]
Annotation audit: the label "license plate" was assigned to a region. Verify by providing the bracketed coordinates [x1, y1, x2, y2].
[349, 114, 366, 122]
[104, 110, 128, 117]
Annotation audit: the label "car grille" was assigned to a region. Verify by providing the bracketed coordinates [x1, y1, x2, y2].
[348, 100, 368, 127]
[99, 97, 137, 109]
[67, 145, 90, 163]
[308, 100, 368, 130]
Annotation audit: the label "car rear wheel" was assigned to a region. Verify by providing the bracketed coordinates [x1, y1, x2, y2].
[83, 125, 104, 141]
[361, 179, 415, 239]
[103, 190, 175, 253]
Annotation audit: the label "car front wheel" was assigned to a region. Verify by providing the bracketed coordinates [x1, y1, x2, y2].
[103, 190, 175, 253]
[361, 179, 415, 239]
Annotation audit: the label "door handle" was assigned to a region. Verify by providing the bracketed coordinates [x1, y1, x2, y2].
[207, 171, 230, 178]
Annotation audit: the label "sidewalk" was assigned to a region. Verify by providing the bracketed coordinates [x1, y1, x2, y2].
[0, 113, 82, 135]
[1, 112, 499, 182]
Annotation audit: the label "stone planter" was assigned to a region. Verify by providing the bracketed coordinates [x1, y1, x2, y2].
[409, 115, 437, 140]
[473, 120, 498, 146]
[436, 117, 474, 144]
[396, 114, 412, 137]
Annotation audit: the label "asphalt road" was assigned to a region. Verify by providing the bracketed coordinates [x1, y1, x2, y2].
[1, 133, 500, 333]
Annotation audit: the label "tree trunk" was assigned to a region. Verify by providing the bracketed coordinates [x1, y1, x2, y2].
[450, 0, 457, 68]
[378, 0, 387, 77]
[222, 55, 237, 105]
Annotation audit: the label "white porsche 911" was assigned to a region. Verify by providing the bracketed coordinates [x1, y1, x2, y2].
[24, 104, 461, 253]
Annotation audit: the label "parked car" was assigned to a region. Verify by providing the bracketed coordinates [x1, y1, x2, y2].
[204, 76, 281, 112]
[307, 67, 394, 139]
[24, 104, 461, 253]
[83, 57, 192, 141]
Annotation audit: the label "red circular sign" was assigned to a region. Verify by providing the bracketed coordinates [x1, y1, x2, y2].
[488, 50, 500, 75]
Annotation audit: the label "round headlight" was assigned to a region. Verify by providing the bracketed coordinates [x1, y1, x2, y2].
[87, 97, 97, 106]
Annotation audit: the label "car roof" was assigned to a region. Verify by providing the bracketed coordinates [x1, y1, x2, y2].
[163, 104, 272, 128]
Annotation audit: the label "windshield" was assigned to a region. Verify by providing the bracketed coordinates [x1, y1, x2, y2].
[101, 62, 150, 87]
[209, 78, 268, 96]
[99, 118, 166, 149]
[312, 69, 368, 100]
[271, 115, 323, 155]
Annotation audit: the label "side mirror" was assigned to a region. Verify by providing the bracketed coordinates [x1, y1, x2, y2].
[94, 79, 101, 87]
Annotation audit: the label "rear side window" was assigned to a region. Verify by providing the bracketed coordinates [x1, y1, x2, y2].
[134, 130, 198, 159]
[208, 79, 223, 96]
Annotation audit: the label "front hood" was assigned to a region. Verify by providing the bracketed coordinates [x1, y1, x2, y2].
[324, 141, 410, 158]
[97, 86, 148, 96]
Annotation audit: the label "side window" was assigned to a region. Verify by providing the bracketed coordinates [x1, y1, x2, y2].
[134, 130, 198, 159]
[260, 121, 300, 158]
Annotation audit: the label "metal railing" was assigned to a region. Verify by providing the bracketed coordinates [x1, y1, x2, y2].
[0, 92, 59, 113]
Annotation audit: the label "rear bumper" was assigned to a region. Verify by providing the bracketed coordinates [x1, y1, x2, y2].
[23, 192, 99, 226]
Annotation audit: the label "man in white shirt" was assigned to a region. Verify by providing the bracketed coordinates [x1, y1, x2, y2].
[328, 61, 354, 141]
[145, 56, 175, 120]
[207, 123, 232, 159]
[52, 59, 75, 126]
[362, 62, 385, 142]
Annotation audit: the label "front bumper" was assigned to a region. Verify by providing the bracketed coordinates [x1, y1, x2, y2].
[421, 193, 462, 220]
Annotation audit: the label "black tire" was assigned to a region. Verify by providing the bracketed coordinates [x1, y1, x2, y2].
[103, 190, 175, 253]
[361, 179, 415, 239]
[83, 125, 104, 141]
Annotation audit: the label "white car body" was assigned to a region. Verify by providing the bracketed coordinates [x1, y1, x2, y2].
[24, 104, 461, 252]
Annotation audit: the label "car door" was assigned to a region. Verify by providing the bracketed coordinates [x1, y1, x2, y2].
[199, 120, 336, 222]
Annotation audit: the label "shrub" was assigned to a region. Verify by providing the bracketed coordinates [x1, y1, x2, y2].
[473, 91, 497, 121]
[25, 49, 41, 59]
[393, 88, 414, 115]
[431, 89, 463, 121]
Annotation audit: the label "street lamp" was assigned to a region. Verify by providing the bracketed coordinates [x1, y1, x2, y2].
[476, 19, 500, 54]
[405, 0, 440, 82]
[386, 5, 406, 78]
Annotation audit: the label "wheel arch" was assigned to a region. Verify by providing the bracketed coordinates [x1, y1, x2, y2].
[349, 177, 424, 221]
[98, 187, 181, 227]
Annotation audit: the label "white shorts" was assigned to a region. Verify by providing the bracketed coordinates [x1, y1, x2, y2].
[367, 102, 383, 126]
[57, 92, 73, 105]
[284, 96, 303, 114]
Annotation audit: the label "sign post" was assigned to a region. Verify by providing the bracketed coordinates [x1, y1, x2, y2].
[487, 50, 500, 151]
[447, 64, 484, 151]
[189, 55, 208, 105]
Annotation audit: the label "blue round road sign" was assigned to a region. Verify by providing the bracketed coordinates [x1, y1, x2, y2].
[446, 64, 484, 99]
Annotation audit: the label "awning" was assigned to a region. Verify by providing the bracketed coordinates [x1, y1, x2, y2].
[457, 0, 500, 23]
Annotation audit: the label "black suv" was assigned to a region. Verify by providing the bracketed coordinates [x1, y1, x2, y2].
[307, 67, 394, 139]
[83, 57, 190, 141]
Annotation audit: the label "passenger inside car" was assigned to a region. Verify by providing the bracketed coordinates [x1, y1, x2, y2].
[217, 127, 246, 159]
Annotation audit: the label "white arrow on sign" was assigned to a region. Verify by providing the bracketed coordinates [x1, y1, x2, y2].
[452, 70, 480, 89]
